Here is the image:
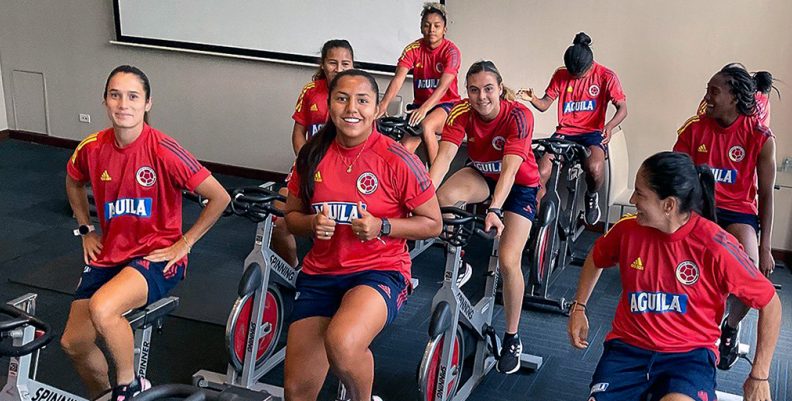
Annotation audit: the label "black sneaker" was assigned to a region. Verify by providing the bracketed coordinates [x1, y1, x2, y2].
[496, 335, 522, 374]
[717, 317, 741, 370]
[456, 262, 472, 288]
[111, 377, 151, 401]
[584, 192, 601, 225]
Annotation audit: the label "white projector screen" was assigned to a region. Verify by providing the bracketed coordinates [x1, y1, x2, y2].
[113, 0, 443, 72]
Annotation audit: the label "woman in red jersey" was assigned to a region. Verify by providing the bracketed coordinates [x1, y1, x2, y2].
[518, 32, 628, 226]
[62, 66, 230, 400]
[569, 152, 781, 401]
[284, 69, 441, 401]
[273, 39, 355, 268]
[377, 2, 462, 163]
[674, 64, 777, 370]
[429, 60, 539, 375]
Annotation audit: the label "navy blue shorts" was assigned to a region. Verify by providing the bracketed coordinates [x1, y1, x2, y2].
[74, 257, 186, 306]
[552, 131, 607, 154]
[464, 164, 539, 221]
[716, 207, 759, 234]
[291, 270, 411, 326]
[588, 340, 717, 401]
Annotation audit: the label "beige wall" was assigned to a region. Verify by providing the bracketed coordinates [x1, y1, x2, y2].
[1, 0, 790, 244]
[447, 0, 791, 180]
[0, 49, 7, 130]
[0, 0, 411, 169]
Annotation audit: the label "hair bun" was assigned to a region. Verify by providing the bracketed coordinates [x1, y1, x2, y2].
[573, 32, 592, 47]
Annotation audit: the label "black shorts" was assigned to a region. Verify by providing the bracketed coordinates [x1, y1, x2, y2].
[464, 164, 539, 221]
[716, 207, 759, 234]
[589, 340, 717, 401]
[74, 257, 186, 306]
[291, 270, 411, 326]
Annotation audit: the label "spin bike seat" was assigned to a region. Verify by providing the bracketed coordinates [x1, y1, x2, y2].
[532, 138, 590, 164]
[124, 296, 180, 332]
[377, 116, 423, 141]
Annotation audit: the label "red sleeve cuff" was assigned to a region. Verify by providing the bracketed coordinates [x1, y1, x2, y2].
[611, 94, 627, 104]
[441, 135, 464, 147]
[185, 168, 211, 192]
[67, 163, 86, 182]
[405, 186, 435, 211]
[504, 147, 529, 161]
[292, 112, 307, 127]
[591, 246, 612, 269]
[397, 60, 413, 70]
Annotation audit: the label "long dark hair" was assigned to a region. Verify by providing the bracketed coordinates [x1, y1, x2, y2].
[312, 39, 355, 81]
[752, 71, 780, 98]
[717, 64, 771, 116]
[104, 65, 151, 124]
[296, 69, 379, 205]
[641, 152, 717, 222]
[465, 60, 516, 101]
[564, 32, 594, 76]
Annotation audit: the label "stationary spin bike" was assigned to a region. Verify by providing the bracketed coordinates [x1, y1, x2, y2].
[1, 293, 179, 401]
[523, 138, 590, 314]
[417, 206, 543, 401]
[187, 184, 297, 397]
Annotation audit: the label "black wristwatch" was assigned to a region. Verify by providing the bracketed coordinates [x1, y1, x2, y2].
[486, 208, 504, 220]
[73, 224, 95, 236]
[380, 218, 391, 237]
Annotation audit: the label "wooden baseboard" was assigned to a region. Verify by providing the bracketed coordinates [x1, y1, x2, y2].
[0, 129, 9, 139]
[6, 129, 287, 181]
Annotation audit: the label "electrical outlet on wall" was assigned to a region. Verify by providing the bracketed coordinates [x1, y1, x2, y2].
[79, 114, 91, 123]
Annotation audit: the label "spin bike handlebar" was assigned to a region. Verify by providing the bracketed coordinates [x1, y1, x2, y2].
[183, 186, 286, 222]
[439, 206, 496, 247]
[532, 137, 591, 163]
[0, 304, 54, 357]
[377, 116, 424, 141]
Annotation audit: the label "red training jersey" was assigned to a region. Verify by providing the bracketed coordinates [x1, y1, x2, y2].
[593, 213, 775, 355]
[544, 62, 626, 135]
[287, 129, 435, 281]
[397, 38, 461, 107]
[441, 99, 540, 187]
[674, 114, 773, 215]
[67, 124, 211, 267]
[292, 79, 329, 138]
[697, 92, 771, 128]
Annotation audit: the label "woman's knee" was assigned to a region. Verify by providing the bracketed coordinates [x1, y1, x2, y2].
[60, 325, 95, 357]
[87, 297, 122, 334]
[324, 326, 364, 370]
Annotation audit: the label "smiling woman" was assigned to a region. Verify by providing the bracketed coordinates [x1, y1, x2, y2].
[282, 69, 442, 401]
[568, 151, 781, 401]
[61, 65, 230, 401]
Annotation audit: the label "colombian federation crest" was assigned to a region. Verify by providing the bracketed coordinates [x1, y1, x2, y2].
[136, 166, 156, 187]
[588, 84, 600, 97]
[728, 146, 745, 162]
[356, 172, 378, 195]
[492, 136, 506, 151]
[675, 261, 700, 286]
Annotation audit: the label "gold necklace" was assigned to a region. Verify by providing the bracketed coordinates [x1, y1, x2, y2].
[338, 137, 368, 173]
